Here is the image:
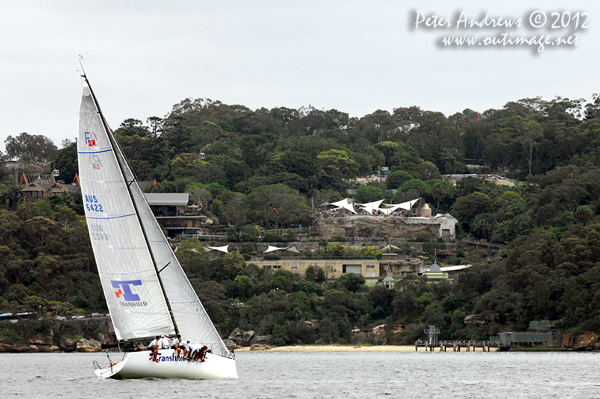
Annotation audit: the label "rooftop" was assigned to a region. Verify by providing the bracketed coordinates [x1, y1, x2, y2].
[144, 193, 189, 206]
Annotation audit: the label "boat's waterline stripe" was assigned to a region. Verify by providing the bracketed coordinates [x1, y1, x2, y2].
[86, 213, 136, 220]
[78, 149, 114, 154]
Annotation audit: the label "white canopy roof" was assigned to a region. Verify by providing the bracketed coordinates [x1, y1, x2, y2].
[330, 198, 356, 214]
[358, 199, 384, 214]
[380, 198, 420, 213]
[286, 246, 301, 254]
[264, 245, 302, 254]
[206, 245, 229, 253]
[144, 193, 189, 206]
[380, 244, 401, 252]
[379, 206, 400, 215]
[265, 245, 284, 253]
[398, 198, 420, 210]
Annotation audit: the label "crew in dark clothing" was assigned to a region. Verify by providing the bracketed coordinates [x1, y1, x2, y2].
[198, 345, 208, 362]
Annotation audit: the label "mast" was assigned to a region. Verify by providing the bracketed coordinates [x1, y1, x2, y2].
[81, 73, 180, 337]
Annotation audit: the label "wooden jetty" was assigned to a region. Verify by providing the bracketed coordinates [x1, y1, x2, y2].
[415, 340, 499, 352]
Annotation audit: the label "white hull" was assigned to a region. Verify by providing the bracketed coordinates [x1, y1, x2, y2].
[95, 349, 238, 380]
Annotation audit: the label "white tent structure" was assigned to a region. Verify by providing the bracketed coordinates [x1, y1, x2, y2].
[398, 198, 420, 210]
[286, 246, 301, 254]
[380, 198, 420, 214]
[265, 245, 285, 253]
[264, 245, 301, 254]
[206, 245, 229, 253]
[380, 244, 401, 252]
[379, 205, 403, 215]
[330, 198, 356, 214]
[358, 199, 384, 214]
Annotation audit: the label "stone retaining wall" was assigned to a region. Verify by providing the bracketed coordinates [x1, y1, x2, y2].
[317, 217, 441, 240]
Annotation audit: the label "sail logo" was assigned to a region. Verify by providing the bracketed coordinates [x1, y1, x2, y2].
[85, 131, 97, 146]
[111, 280, 148, 306]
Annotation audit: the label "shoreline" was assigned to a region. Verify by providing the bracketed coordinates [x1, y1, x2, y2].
[234, 344, 497, 352]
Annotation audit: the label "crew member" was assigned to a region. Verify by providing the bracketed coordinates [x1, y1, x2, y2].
[148, 335, 160, 363]
[160, 334, 171, 350]
[188, 342, 202, 361]
[198, 345, 209, 362]
[181, 340, 191, 359]
[172, 334, 183, 359]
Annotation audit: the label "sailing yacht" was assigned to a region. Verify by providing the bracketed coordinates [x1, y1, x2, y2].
[78, 74, 237, 379]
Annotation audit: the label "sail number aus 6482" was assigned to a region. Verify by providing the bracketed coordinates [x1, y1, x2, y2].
[84, 195, 104, 212]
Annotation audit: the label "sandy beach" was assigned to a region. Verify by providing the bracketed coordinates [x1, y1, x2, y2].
[235, 344, 495, 352]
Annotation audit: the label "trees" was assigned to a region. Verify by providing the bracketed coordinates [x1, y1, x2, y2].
[305, 265, 326, 283]
[355, 185, 385, 203]
[339, 273, 366, 293]
[0, 205, 102, 314]
[244, 184, 312, 228]
[495, 116, 543, 176]
[428, 179, 456, 211]
[175, 238, 210, 279]
[316, 149, 359, 180]
[451, 191, 492, 226]
[51, 143, 77, 184]
[415, 161, 443, 181]
[5, 132, 57, 163]
[386, 170, 414, 189]
[394, 179, 430, 202]
[220, 193, 247, 227]
[394, 142, 420, 165]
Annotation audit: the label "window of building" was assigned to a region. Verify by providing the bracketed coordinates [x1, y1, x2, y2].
[342, 264, 362, 274]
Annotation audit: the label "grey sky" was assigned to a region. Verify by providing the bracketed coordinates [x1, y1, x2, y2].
[1, 0, 598, 152]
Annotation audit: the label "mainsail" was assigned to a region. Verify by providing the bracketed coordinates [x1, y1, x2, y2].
[78, 78, 229, 356]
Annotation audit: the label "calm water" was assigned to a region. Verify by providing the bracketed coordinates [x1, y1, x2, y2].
[2, 351, 599, 398]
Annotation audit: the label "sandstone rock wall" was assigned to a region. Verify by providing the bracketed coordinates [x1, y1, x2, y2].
[0, 317, 116, 353]
[317, 217, 441, 240]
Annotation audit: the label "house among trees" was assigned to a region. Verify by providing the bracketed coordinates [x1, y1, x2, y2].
[18, 172, 80, 202]
[145, 192, 208, 237]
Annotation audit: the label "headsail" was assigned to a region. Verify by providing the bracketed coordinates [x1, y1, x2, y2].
[78, 81, 175, 340]
[112, 144, 230, 356]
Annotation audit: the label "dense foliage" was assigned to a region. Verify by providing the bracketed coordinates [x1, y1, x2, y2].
[0, 202, 101, 315]
[3, 94, 600, 344]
